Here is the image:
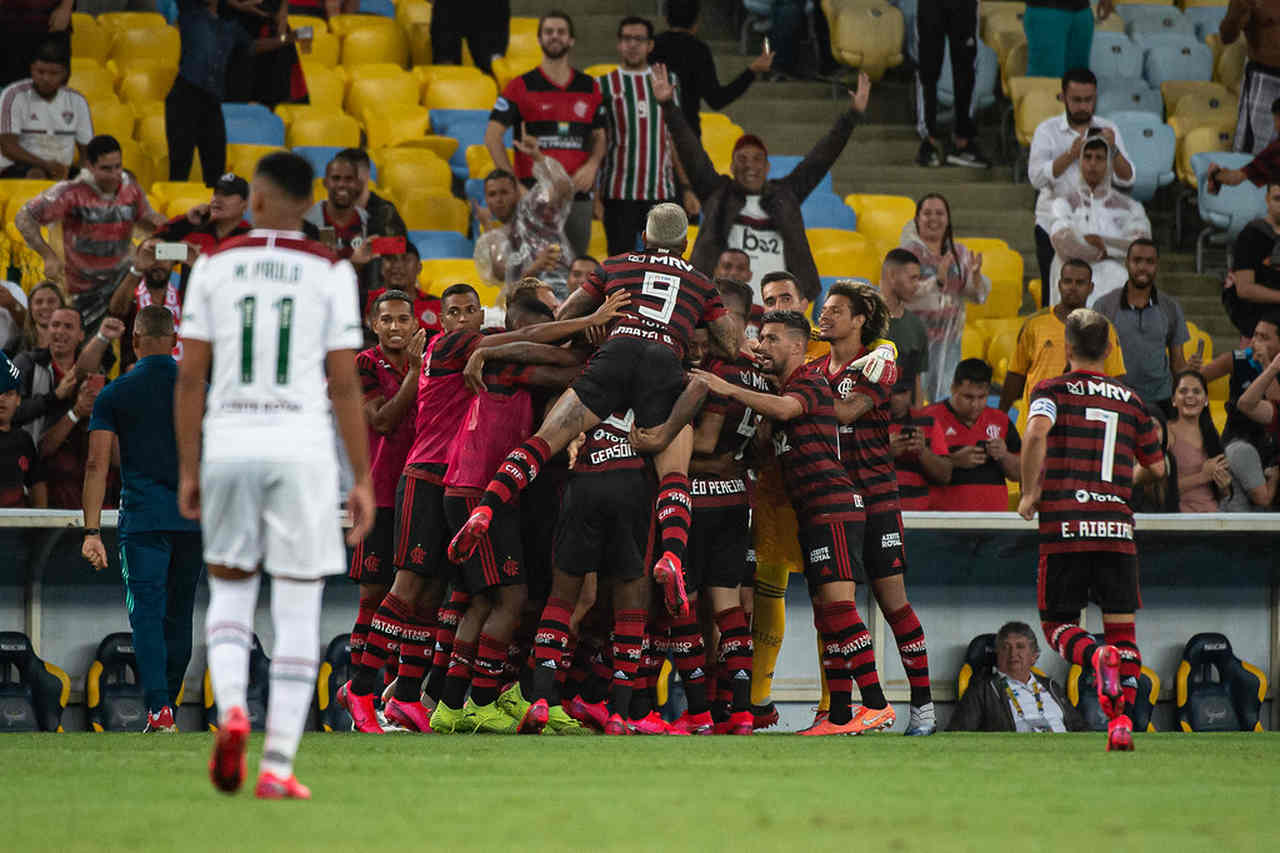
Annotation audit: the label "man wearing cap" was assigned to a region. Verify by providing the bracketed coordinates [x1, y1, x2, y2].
[0, 350, 46, 509]
[652, 64, 871, 306]
[154, 172, 254, 297]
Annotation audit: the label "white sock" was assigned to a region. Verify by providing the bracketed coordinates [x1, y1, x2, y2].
[259, 577, 323, 780]
[205, 573, 261, 723]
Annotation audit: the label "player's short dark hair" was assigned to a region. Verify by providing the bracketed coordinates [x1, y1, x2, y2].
[826, 280, 889, 345]
[539, 9, 574, 37]
[952, 357, 993, 387]
[484, 168, 517, 187]
[1252, 311, 1280, 336]
[996, 621, 1039, 653]
[33, 38, 70, 69]
[373, 289, 414, 314]
[617, 16, 653, 39]
[1126, 237, 1159, 259]
[255, 151, 313, 201]
[665, 0, 700, 28]
[1062, 67, 1097, 90]
[441, 283, 480, 304]
[714, 277, 754, 319]
[327, 149, 363, 174]
[505, 293, 555, 329]
[1061, 258, 1093, 278]
[135, 305, 174, 338]
[760, 309, 810, 340]
[760, 270, 799, 293]
[1064, 307, 1111, 362]
[401, 240, 421, 261]
[51, 305, 82, 327]
[1083, 137, 1109, 155]
[572, 254, 599, 268]
[86, 135, 121, 164]
[883, 248, 920, 268]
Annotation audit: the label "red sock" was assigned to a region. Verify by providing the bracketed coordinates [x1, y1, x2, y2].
[349, 592, 382, 666]
[667, 611, 707, 714]
[354, 594, 409, 694]
[714, 606, 753, 713]
[886, 603, 932, 706]
[393, 604, 435, 702]
[610, 609, 646, 714]
[1042, 619, 1098, 667]
[481, 436, 550, 509]
[655, 473, 692, 565]
[819, 601, 885, 712]
[1104, 621, 1141, 712]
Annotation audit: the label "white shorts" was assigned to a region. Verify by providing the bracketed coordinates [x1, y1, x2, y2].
[200, 457, 345, 579]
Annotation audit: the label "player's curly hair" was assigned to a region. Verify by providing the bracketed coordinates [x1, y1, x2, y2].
[826, 280, 888, 346]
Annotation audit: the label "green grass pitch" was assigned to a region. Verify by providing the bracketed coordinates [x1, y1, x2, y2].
[5, 732, 1277, 851]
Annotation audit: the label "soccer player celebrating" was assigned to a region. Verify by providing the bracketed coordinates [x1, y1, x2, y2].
[815, 281, 936, 735]
[448, 203, 739, 619]
[177, 151, 376, 799]
[691, 311, 895, 735]
[1017, 308, 1166, 752]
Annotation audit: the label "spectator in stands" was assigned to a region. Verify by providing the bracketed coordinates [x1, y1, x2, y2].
[566, 255, 600, 295]
[1209, 99, 1280, 190]
[914, 0, 991, 169]
[924, 358, 1020, 511]
[16, 136, 167, 311]
[0, 351, 46, 508]
[887, 380, 953, 509]
[431, 0, 509, 77]
[105, 239, 187, 369]
[1048, 137, 1152, 307]
[0, 3, 71, 90]
[16, 281, 64, 355]
[597, 16, 696, 255]
[712, 248, 753, 284]
[473, 169, 519, 287]
[1093, 239, 1191, 412]
[0, 279, 27, 355]
[1219, 320, 1280, 510]
[655, 64, 872, 305]
[1029, 69, 1134, 306]
[341, 148, 407, 294]
[1222, 183, 1280, 337]
[760, 271, 812, 318]
[1023, 2, 1111, 80]
[1166, 370, 1231, 512]
[225, 0, 309, 108]
[879, 248, 929, 405]
[1221, 0, 1280, 154]
[898, 192, 990, 405]
[486, 10, 605, 260]
[167, 0, 301, 184]
[365, 242, 443, 337]
[1233, 341, 1280, 495]
[304, 150, 373, 281]
[1000, 259, 1127, 424]
[153, 173, 253, 297]
[649, 0, 772, 138]
[0, 40, 90, 180]
[946, 621, 1087, 732]
[81, 305, 203, 733]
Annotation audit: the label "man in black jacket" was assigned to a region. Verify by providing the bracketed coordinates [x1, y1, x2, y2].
[948, 621, 1087, 732]
[652, 64, 869, 305]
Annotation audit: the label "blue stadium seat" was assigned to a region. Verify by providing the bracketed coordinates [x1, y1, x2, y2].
[890, 0, 918, 61]
[292, 146, 377, 182]
[768, 155, 834, 194]
[1119, 5, 1196, 44]
[1184, 6, 1227, 43]
[1143, 37, 1213, 89]
[939, 38, 999, 113]
[801, 191, 857, 230]
[1192, 151, 1267, 271]
[359, 0, 396, 16]
[1175, 632, 1268, 732]
[428, 109, 492, 138]
[410, 229, 475, 258]
[464, 177, 486, 206]
[221, 102, 285, 147]
[956, 633, 1050, 700]
[1096, 77, 1163, 120]
[1109, 111, 1175, 201]
[1090, 32, 1144, 81]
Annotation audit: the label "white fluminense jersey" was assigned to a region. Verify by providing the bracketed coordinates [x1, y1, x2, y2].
[181, 229, 363, 461]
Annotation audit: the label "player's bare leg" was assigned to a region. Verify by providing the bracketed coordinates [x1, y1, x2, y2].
[801, 581, 894, 736]
[205, 563, 258, 794]
[448, 389, 601, 562]
[870, 574, 935, 735]
[650, 426, 695, 618]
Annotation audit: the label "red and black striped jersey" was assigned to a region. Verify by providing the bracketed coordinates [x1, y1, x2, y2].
[404, 329, 483, 472]
[489, 68, 606, 182]
[574, 409, 646, 474]
[888, 410, 950, 510]
[774, 363, 864, 525]
[692, 355, 769, 509]
[815, 351, 899, 515]
[1028, 370, 1163, 555]
[580, 250, 727, 360]
[357, 345, 414, 508]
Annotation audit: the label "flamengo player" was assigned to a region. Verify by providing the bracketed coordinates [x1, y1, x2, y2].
[1017, 308, 1165, 752]
[449, 203, 739, 617]
[176, 152, 375, 799]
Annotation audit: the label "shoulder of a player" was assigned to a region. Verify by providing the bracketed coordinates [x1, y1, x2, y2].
[356, 346, 380, 366]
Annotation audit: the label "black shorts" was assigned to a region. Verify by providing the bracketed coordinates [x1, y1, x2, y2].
[744, 543, 757, 588]
[571, 335, 686, 429]
[1037, 550, 1142, 615]
[554, 470, 653, 580]
[687, 505, 750, 591]
[393, 469, 450, 578]
[348, 506, 397, 584]
[863, 510, 907, 580]
[444, 495, 525, 594]
[799, 519, 866, 587]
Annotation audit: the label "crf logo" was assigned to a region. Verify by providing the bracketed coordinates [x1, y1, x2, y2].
[409, 545, 426, 565]
[837, 377, 854, 397]
[502, 559, 520, 577]
[363, 554, 380, 572]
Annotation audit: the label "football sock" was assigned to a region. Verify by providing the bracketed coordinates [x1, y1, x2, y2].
[815, 627, 830, 713]
[393, 603, 435, 702]
[531, 597, 574, 701]
[480, 437, 550, 511]
[713, 606, 753, 713]
[610, 609, 646, 717]
[205, 573, 261, 720]
[353, 593, 409, 695]
[261, 577, 322, 781]
[750, 565, 787, 705]
[347, 590, 381, 676]
[886, 603, 932, 707]
[654, 473, 693, 566]
[470, 633, 507, 707]
[634, 637, 660, 718]
[425, 590, 468, 702]
[820, 601, 886, 716]
[1104, 620, 1141, 713]
[442, 640, 476, 709]
[1042, 618, 1099, 667]
[582, 643, 612, 704]
[668, 611, 708, 715]
[629, 674, 653, 720]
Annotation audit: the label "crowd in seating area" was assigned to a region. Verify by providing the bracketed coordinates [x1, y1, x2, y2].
[1, 0, 1279, 518]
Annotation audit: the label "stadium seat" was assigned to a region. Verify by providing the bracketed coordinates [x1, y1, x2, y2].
[97, 11, 168, 33]
[203, 633, 270, 732]
[768, 155, 835, 195]
[1143, 38, 1213, 88]
[955, 633, 1048, 700]
[1090, 31, 1144, 80]
[492, 55, 541, 92]
[1108, 111, 1176, 202]
[422, 76, 499, 112]
[90, 98, 136, 144]
[315, 634, 354, 733]
[303, 29, 342, 67]
[466, 144, 502, 180]
[584, 63, 620, 79]
[346, 73, 419, 123]
[1182, 320, 1214, 367]
[1215, 34, 1247, 94]
[342, 23, 410, 68]
[164, 186, 213, 218]
[286, 109, 361, 148]
[1066, 634, 1160, 732]
[1184, 5, 1227, 42]
[1177, 124, 1234, 188]
[117, 66, 177, 103]
[845, 193, 916, 254]
[410, 229, 475, 259]
[425, 108, 492, 138]
[0, 631, 69, 732]
[328, 12, 398, 37]
[67, 62, 117, 102]
[149, 180, 211, 208]
[961, 322, 989, 361]
[938, 38, 1000, 113]
[1121, 5, 1196, 43]
[464, 177, 486, 208]
[360, 0, 396, 16]
[408, 135, 461, 161]
[225, 144, 284, 179]
[107, 23, 181, 68]
[954, 236, 1010, 254]
[400, 191, 470, 233]
[363, 104, 432, 150]
[830, 4, 906, 81]
[801, 192, 858, 230]
[299, 64, 345, 109]
[118, 138, 163, 190]
[986, 326, 1020, 383]
[1014, 88, 1063, 148]
[1192, 151, 1266, 270]
[375, 150, 453, 202]
[1175, 632, 1267, 732]
[963, 244, 1024, 319]
[1170, 91, 1237, 127]
[413, 64, 490, 91]
[809, 230, 881, 280]
[292, 146, 345, 180]
[85, 633, 146, 732]
[588, 219, 608, 260]
[70, 15, 110, 64]
[221, 103, 286, 147]
[1095, 78, 1164, 120]
[1161, 80, 1233, 117]
[420, 257, 482, 292]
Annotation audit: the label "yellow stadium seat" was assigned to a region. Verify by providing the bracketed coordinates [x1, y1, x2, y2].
[405, 135, 461, 161]
[345, 62, 406, 84]
[962, 323, 990, 362]
[1209, 373, 1229, 401]
[508, 16, 540, 52]
[807, 228, 871, 255]
[286, 109, 361, 148]
[984, 10, 1026, 63]
[700, 112, 735, 130]
[226, 144, 284, 178]
[831, 5, 905, 81]
[327, 13, 398, 38]
[845, 193, 916, 255]
[1209, 399, 1227, 434]
[302, 30, 342, 67]
[1015, 88, 1062, 147]
[420, 257, 483, 291]
[701, 123, 743, 175]
[401, 192, 471, 233]
[1177, 124, 1234, 187]
[1028, 278, 1042, 308]
[956, 236, 1011, 253]
[466, 144, 498, 179]
[396, 1, 431, 30]
[584, 63, 620, 78]
[588, 220, 607, 260]
[346, 73, 420, 123]
[684, 224, 699, 260]
[108, 25, 180, 68]
[1182, 320, 1213, 364]
[149, 181, 211, 207]
[965, 245, 1025, 320]
[986, 327, 1020, 384]
[407, 22, 433, 67]
[1171, 91, 1237, 121]
[1160, 81, 1232, 116]
[374, 150, 454, 202]
[118, 139, 160, 191]
[70, 16, 110, 64]
[1094, 11, 1127, 31]
[1215, 35, 1247, 94]
[1008, 75, 1060, 108]
[312, 177, 328, 202]
[164, 188, 214, 219]
[300, 64, 345, 109]
[423, 75, 500, 111]
[117, 66, 176, 103]
[492, 51, 541, 93]
[342, 24, 410, 68]
[135, 112, 168, 152]
[1000, 41, 1030, 96]
[363, 105, 432, 149]
[97, 11, 168, 33]
[414, 64, 487, 86]
[0, 181, 55, 215]
[90, 98, 136, 143]
[810, 233, 881, 279]
[68, 64, 117, 102]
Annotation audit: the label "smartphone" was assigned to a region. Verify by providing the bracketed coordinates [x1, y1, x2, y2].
[370, 236, 406, 256]
[154, 242, 187, 261]
[763, 36, 771, 55]
[318, 226, 336, 248]
[296, 25, 313, 39]
[1195, 338, 1206, 359]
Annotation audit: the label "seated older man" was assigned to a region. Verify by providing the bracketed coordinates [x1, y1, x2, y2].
[947, 621, 1087, 732]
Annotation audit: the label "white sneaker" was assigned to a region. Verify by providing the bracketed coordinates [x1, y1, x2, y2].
[904, 702, 936, 736]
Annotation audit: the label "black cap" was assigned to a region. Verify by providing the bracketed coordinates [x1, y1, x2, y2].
[213, 173, 249, 198]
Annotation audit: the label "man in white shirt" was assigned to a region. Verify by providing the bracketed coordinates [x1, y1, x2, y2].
[1049, 136, 1152, 307]
[0, 40, 91, 180]
[1028, 68, 1134, 308]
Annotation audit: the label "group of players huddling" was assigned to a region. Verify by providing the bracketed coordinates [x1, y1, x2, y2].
[191, 154, 1159, 800]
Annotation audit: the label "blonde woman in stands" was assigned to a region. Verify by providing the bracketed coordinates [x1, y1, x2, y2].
[17, 282, 65, 355]
[898, 193, 989, 404]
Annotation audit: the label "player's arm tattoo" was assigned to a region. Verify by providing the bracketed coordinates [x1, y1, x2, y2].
[555, 286, 602, 321]
[707, 314, 740, 360]
[832, 392, 875, 425]
[15, 208, 55, 258]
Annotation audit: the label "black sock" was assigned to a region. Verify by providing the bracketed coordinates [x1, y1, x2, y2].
[829, 691, 853, 725]
[859, 683, 887, 710]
